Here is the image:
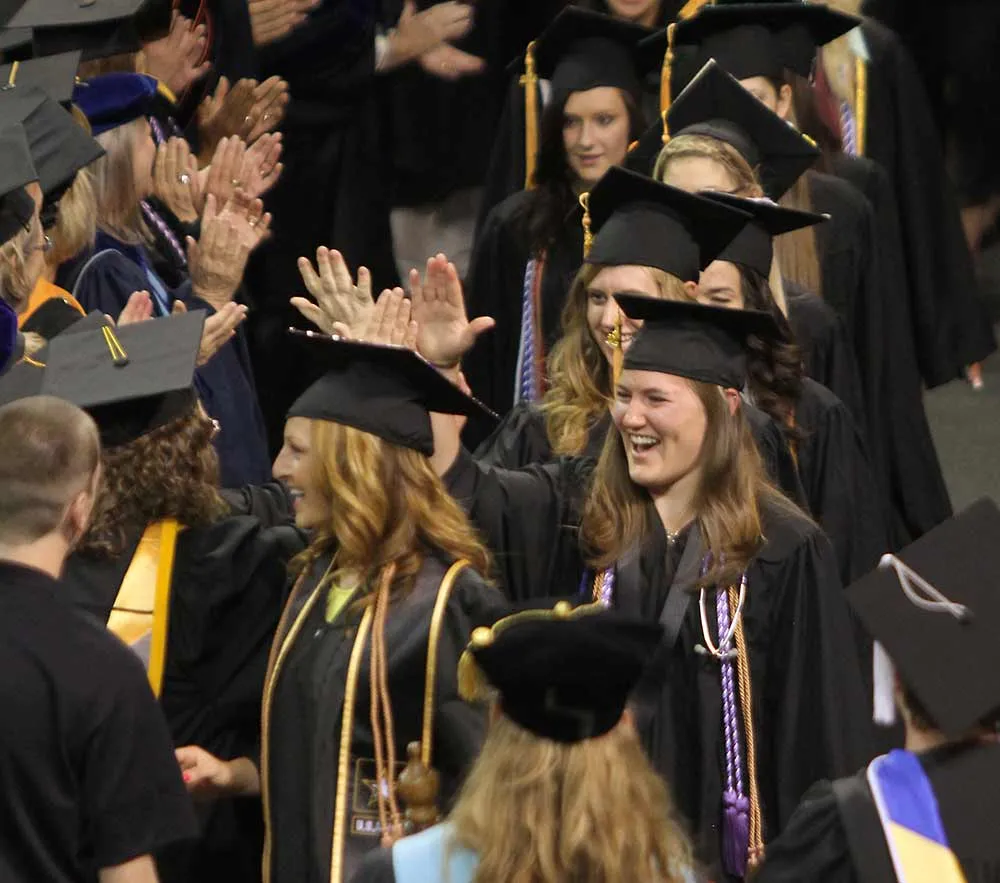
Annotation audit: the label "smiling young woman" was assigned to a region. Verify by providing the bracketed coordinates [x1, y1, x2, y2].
[462, 9, 650, 424]
[408, 170, 873, 879]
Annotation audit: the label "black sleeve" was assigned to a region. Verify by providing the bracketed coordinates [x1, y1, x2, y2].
[444, 447, 588, 602]
[755, 781, 858, 883]
[348, 845, 396, 883]
[472, 402, 554, 468]
[220, 481, 297, 527]
[80, 652, 197, 870]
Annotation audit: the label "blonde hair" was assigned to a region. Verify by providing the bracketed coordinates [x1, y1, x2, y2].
[91, 118, 149, 244]
[301, 420, 493, 596]
[653, 132, 809, 306]
[541, 263, 689, 456]
[582, 378, 798, 587]
[449, 713, 695, 883]
[0, 223, 37, 314]
[47, 169, 97, 267]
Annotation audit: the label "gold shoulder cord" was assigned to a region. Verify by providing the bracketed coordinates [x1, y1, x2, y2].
[854, 55, 868, 157]
[521, 41, 539, 190]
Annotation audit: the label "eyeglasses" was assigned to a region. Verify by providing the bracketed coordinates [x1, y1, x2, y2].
[25, 234, 52, 255]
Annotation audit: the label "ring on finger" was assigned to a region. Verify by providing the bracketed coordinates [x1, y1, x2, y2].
[232, 178, 242, 187]
[179, 172, 191, 184]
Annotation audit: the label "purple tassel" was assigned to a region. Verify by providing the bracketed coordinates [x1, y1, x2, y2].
[723, 789, 750, 878]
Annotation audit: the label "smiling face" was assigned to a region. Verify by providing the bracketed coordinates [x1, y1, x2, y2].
[272, 416, 328, 530]
[696, 260, 745, 309]
[563, 86, 632, 187]
[585, 265, 662, 364]
[611, 370, 708, 493]
[603, 0, 661, 26]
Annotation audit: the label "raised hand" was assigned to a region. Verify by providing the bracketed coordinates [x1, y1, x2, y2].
[198, 136, 247, 208]
[187, 194, 251, 309]
[117, 290, 155, 326]
[244, 77, 288, 143]
[418, 43, 485, 81]
[152, 137, 200, 223]
[196, 78, 257, 163]
[239, 132, 284, 199]
[409, 253, 494, 367]
[293, 247, 375, 338]
[358, 288, 418, 349]
[217, 190, 272, 252]
[382, 0, 474, 70]
[141, 11, 211, 96]
[248, 0, 320, 47]
[172, 299, 249, 365]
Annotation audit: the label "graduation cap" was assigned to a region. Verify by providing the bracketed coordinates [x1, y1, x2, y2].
[287, 331, 498, 457]
[8, 0, 171, 61]
[458, 602, 664, 743]
[699, 190, 828, 277]
[40, 310, 204, 446]
[532, 7, 652, 102]
[0, 29, 33, 58]
[0, 122, 38, 246]
[0, 87, 104, 196]
[584, 165, 752, 282]
[615, 294, 778, 388]
[630, 59, 819, 199]
[846, 498, 1000, 738]
[0, 308, 109, 399]
[0, 51, 83, 104]
[662, 1, 860, 89]
[72, 71, 174, 136]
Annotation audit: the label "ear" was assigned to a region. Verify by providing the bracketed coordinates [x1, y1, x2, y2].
[776, 83, 794, 122]
[722, 386, 741, 417]
[64, 467, 100, 545]
[683, 280, 698, 299]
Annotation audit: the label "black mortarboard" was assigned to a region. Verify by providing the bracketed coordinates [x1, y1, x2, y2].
[287, 332, 497, 457]
[616, 294, 778, 388]
[0, 87, 104, 196]
[667, 2, 860, 86]
[846, 498, 1000, 738]
[0, 51, 82, 104]
[532, 8, 651, 103]
[0, 29, 33, 58]
[0, 122, 38, 245]
[459, 602, 664, 743]
[699, 190, 828, 277]
[584, 165, 752, 282]
[8, 0, 171, 61]
[40, 310, 203, 446]
[0, 309, 110, 399]
[638, 59, 820, 199]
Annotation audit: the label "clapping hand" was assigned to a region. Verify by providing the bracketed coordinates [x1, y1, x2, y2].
[117, 291, 155, 326]
[141, 11, 211, 96]
[293, 247, 375, 338]
[248, 0, 320, 47]
[409, 253, 494, 368]
[187, 194, 252, 309]
[356, 288, 418, 349]
[152, 137, 201, 224]
[418, 43, 485, 80]
[172, 299, 249, 366]
[216, 189, 272, 252]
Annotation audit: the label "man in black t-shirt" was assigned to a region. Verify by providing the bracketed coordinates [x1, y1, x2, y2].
[0, 396, 196, 883]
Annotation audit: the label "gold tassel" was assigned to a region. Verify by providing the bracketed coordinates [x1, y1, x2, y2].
[520, 41, 540, 190]
[457, 626, 494, 702]
[678, 0, 712, 18]
[4, 60, 19, 89]
[610, 310, 624, 385]
[659, 22, 677, 145]
[579, 192, 593, 258]
[854, 55, 867, 157]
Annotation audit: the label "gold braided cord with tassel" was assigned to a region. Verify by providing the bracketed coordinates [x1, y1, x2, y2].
[579, 191, 593, 258]
[730, 588, 765, 870]
[854, 54, 868, 157]
[609, 310, 624, 386]
[520, 41, 540, 190]
[660, 22, 677, 145]
[678, 0, 712, 19]
[4, 60, 18, 89]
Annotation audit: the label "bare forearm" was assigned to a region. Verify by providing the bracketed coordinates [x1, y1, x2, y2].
[225, 756, 261, 797]
[99, 855, 159, 883]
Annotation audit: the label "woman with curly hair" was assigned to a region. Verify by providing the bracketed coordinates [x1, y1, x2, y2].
[353, 605, 699, 883]
[51, 312, 305, 883]
[462, 8, 650, 421]
[175, 322, 505, 883]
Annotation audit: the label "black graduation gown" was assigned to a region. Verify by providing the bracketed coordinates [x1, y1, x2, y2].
[756, 741, 1000, 883]
[785, 281, 866, 432]
[262, 551, 506, 883]
[804, 170, 952, 544]
[792, 378, 888, 584]
[463, 191, 584, 422]
[56, 235, 273, 488]
[473, 399, 808, 511]
[62, 516, 305, 883]
[443, 451, 873, 878]
[858, 18, 996, 383]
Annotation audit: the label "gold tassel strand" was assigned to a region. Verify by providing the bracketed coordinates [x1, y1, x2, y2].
[521, 41, 539, 190]
[660, 23, 677, 145]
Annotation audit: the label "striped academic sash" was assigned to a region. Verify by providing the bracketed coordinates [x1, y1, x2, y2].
[867, 750, 968, 883]
[106, 519, 180, 697]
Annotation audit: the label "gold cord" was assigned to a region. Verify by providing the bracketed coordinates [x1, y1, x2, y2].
[521, 41, 539, 190]
[101, 325, 129, 365]
[660, 23, 677, 145]
[5, 60, 18, 88]
[854, 55, 868, 157]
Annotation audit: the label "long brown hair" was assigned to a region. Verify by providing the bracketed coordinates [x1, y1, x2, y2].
[449, 713, 695, 883]
[581, 378, 798, 586]
[79, 405, 227, 557]
[300, 420, 493, 597]
[541, 262, 689, 456]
